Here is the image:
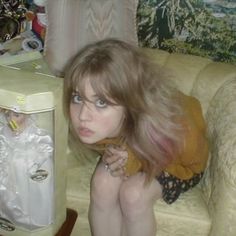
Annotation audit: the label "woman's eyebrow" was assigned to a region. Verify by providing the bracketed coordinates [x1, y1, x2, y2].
[91, 94, 100, 99]
[71, 92, 101, 101]
[72, 90, 79, 94]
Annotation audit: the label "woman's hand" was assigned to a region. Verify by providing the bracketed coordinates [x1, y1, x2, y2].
[102, 145, 128, 179]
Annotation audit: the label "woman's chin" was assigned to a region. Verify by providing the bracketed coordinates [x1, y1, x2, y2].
[79, 136, 100, 145]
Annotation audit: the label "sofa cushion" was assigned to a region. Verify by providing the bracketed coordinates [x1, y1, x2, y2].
[142, 48, 212, 96]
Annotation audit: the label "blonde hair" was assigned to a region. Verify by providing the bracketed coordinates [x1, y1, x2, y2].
[64, 38, 184, 180]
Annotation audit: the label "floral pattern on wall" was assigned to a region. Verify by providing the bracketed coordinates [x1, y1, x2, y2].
[137, 0, 236, 64]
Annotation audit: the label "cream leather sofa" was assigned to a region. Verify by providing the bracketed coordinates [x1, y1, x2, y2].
[66, 48, 236, 236]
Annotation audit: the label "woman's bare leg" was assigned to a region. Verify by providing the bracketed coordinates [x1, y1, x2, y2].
[120, 172, 162, 236]
[89, 162, 123, 236]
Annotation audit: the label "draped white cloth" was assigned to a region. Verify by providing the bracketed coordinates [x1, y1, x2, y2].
[0, 118, 54, 230]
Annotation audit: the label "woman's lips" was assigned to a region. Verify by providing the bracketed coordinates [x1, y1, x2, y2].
[78, 127, 94, 137]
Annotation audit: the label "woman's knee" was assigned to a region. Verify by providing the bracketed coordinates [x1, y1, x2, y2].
[90, 162, 121, 208]
[119, 174, 162, 219]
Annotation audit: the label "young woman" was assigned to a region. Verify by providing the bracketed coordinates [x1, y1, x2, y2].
[63, 38, 209, 236]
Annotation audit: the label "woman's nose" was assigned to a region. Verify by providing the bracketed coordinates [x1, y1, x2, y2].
[78, 103, 92, 121]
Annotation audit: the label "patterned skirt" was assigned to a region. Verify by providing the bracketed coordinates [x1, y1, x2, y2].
[157, 171, 203, 204]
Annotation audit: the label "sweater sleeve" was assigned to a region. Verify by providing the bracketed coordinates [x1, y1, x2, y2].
[165, 94, 209, 180]
[124, 146, 143, 175]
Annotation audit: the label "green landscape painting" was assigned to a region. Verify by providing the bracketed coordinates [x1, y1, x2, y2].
[137, 0, 236, 64]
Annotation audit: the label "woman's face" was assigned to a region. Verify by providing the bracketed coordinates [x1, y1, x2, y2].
[69, 79, 125, 144]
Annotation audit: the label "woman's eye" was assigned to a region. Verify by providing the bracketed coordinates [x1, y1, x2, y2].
[71, 94, 83, 104]
[95, 99, 107, 108]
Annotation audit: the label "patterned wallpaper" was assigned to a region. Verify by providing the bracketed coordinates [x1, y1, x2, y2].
[137, 0, 236, 64]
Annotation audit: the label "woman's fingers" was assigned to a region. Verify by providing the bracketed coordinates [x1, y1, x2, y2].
[109, 166, 125, 177]
[103, 146, 128, 165]
[108, 156, 126, 172]
[102, 150, 121, 165]
[102, 146, 128, 178]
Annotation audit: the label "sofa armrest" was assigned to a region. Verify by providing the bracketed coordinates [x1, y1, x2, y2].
[203, 78, 236, 236]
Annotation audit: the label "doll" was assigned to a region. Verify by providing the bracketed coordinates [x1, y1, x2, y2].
[0, 109, 54, 229]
